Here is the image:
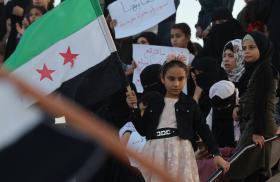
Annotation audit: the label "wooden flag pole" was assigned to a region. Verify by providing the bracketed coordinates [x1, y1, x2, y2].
[0, 68, 178, 182]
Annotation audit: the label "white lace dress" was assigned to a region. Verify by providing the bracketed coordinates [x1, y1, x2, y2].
[139, 97, 199, 182]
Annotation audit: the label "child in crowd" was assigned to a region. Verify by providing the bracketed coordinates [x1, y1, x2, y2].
[207, 80, 240, 147]
[170, 23, 197, 56]
[221, 39, 246, 95]
[32, 0, 54, 10]
[126, 59, 230, 182]
[228, 31, 279, 181]
[119, 64, 163, 163]
[197, 80, 239, 182]
[170, 23, 197, 95]
[16, 5, 46, 40]
[123, 31, 159, 77]
[191, 57, 227, 117]
[134, 32, 159, 46]
[27, 5, 46, 23]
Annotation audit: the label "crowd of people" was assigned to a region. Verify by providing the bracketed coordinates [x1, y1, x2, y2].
[1, 0, 280, 182]
[113, 0, 280, 181]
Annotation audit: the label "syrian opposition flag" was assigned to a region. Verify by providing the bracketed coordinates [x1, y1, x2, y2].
[4, 0, 126, 106]
[0, 79, 108, 182]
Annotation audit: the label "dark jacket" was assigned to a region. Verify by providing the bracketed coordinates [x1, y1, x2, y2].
[196, 0, 235, 30]
[0, 2, 6, 41]
[245, 0, 280, 72]
[4, 0, 30, 60]
[227, 31, 278, 180]
[131, 92, 220, 155]
[197, 19, 245, 63]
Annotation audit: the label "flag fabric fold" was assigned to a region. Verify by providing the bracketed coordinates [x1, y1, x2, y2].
[0, 79, 104, 182]
[0, 0, 129, 180]
[4, 0, 126, 106]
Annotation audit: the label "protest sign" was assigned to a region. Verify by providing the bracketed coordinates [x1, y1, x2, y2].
[132, 44, 192, 92]
[108, 0, 175, 38]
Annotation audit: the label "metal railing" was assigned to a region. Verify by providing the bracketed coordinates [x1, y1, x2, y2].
[207, 134, 280, 182]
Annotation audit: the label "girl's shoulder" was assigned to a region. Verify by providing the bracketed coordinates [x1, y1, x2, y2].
[178, 93, 198, 106]
[139, 91, 164, 105]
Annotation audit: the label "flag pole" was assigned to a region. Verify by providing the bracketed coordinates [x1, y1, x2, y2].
[115, 53, 138, 108]
[96, 14, 138, 108]
[0, 68, 178, 182]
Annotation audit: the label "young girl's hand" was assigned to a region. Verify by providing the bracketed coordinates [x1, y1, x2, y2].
[126, 90, 137, 108]
[109, 19, 117, 29]
[252, 134, 265, 148]
[213, 156, 230, 173]
[125, 60, 137, 75]
[195, 26, 203, 38]
[16, 23, 25, 35]
[121, 131, 131, 145]
[232, 106, 239, 121]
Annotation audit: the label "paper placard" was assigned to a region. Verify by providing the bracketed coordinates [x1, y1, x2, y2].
[133, 44, 192, 93]
[108, 0, 175, 38]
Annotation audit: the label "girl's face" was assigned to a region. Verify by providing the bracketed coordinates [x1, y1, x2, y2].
[242, 40, 260, 63]
[223, 49, 236, 71]
[161, 66, 186, 98]
[170, 28, 189, 48]
[29, 8, 43, 23]
[137, 37, 149, 45]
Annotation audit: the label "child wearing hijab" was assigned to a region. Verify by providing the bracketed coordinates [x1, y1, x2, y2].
[222, 39, 245, 83]
[228, 31, 278, 181]
[221, 39, 246, 95]
[197, 80, 239, 182]
[191, 57, 227, 117]
[208, 80, 239, 147]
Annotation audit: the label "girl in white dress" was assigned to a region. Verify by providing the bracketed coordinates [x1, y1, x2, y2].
[126, 60, 230, 182]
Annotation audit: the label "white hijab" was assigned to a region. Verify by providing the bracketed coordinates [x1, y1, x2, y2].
[221, 39, 245, 82]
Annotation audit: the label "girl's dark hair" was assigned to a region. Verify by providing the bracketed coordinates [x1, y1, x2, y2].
[26, 5, 47, 16]
[30, 0, 54, 10]
[171, 23, 197, 55]
[211, 7, 233, 22]
[193, 42, 203, 53]
[47, 0, 55, 10]
[161, 60, 188, 77]
[134, 31, 159, 45]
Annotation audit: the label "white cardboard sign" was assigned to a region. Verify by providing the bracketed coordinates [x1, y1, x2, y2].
[133, 44, 192, 93]
[108, 0, 175, 38]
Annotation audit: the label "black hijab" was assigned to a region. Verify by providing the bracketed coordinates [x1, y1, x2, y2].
[191, 57, 227, 117]
[238, 31, 275, 96]
[140, 64, 165, 95]
[247, 31, 273, 62]
[211, 92, 236, 147]
[191, 57, 225, 92]
[197, 15, 245, 63]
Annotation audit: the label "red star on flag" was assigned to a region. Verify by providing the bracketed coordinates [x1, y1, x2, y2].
[59, 47, 79, 67]
[36, 64, 55, 81]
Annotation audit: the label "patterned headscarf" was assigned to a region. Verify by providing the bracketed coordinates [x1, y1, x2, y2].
[221, 39, 245, 82]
